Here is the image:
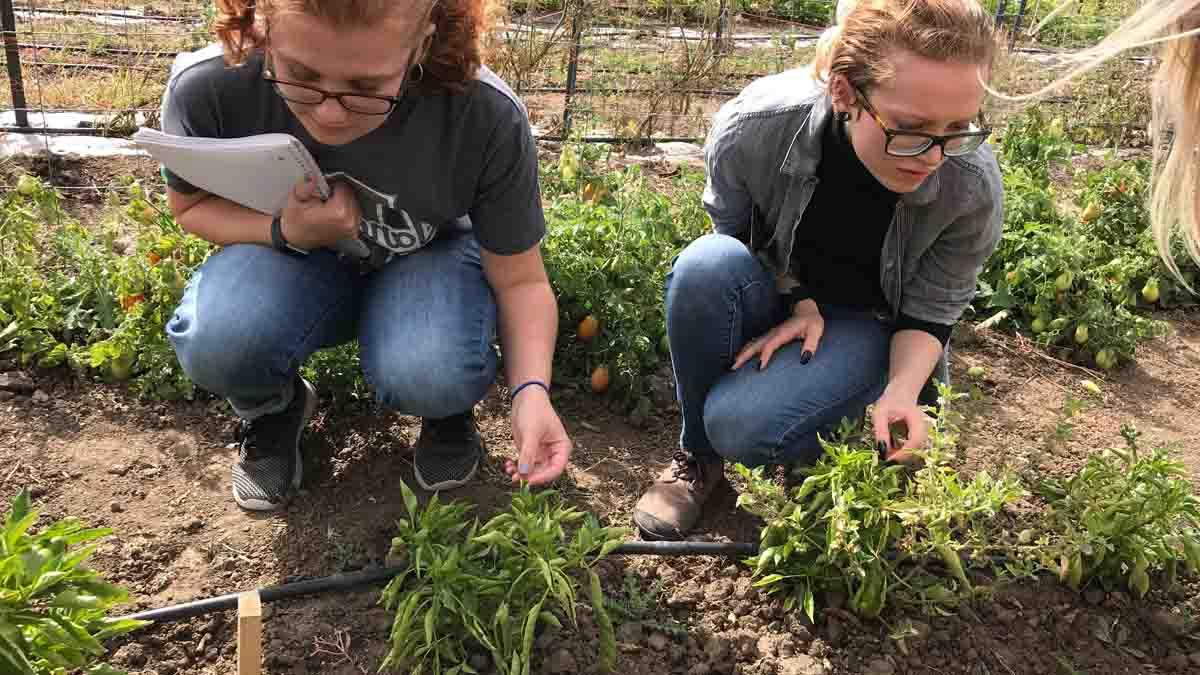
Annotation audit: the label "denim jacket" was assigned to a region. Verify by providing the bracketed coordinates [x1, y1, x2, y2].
[701, 68, 1004, 327]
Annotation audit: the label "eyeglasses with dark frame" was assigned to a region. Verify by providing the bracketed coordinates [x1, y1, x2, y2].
[263, 55, 411, 116]
[852, 85, 992, 158]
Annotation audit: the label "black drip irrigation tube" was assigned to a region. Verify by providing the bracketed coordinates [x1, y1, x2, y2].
[117, 540, 759, 625]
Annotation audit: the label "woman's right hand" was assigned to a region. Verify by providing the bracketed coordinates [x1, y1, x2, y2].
[278, 178, 361, 250]
[732, 298, 825, 370]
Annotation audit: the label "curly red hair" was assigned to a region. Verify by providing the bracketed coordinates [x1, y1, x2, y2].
[212, 0, 493, 93]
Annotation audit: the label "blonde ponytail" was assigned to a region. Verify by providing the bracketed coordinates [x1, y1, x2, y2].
[987, 0, 1200, 280]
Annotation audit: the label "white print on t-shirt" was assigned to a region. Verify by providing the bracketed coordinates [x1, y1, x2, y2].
[324, 171, 439, 256]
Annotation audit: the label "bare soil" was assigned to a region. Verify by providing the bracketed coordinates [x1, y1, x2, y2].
[2, 312, 1198, 674]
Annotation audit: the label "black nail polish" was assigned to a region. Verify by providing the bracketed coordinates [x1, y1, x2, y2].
[800, 350, 813, 365]
[877, 440, 889, 458]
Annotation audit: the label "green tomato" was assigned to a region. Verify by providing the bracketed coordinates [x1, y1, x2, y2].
[1031, 317, 1048, 334]
[1095, 348, 1116, 370]
[1055, 272, 1073, 291]
[1074, 324, 1089, 345]
[109, 353, 135, 381]
[1142, 278, 1160, 304]
[559, 147, 579, 183]
[16, 174, 38, 196]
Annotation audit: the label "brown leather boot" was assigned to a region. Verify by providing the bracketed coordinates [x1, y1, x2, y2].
[632, 451, 725, 540]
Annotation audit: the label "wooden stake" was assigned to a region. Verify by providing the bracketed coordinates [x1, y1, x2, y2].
[237, 591, 263, 675]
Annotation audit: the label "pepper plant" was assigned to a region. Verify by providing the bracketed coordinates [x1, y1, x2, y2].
[381, 482, 628, 674]
[0, 489, 149, 674]
[738, 384, 1025, 621]
[1032, 424, 1200, 596]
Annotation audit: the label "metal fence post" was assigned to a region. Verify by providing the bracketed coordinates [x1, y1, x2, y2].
[1009, 0, 1028, 51]
[993, 0, 1009, 30]
[714, 0, 728, 55]
[1, 0, 29, 127]
[562, 3, 583, 138]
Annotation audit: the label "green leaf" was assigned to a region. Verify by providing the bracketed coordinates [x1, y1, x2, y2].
[92, 617, 151, 640]
[520, 599, 543, 675]
[51, 527, 112, 549]
[752, 574, 787, 587]
[7, 489, 32, 528]
[72, 579, 127, 602]
[30, 571, 70, 597]
[4, 509, 38, 557]
[588, 570, 616, 674]
[401, 480, 419, 521]
[50, 590, 103, 609]
[538, 611, 562, 631]
[51, 614, 106, 656]
[0, 628, 36, 675]
[803, 584, 816, 623]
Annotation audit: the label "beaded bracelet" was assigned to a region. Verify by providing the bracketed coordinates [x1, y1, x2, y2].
[510, 380, 550, 402]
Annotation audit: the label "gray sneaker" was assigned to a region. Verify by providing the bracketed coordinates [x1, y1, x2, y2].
[231, 377, 317, 511]
[413, 411, 484, 491]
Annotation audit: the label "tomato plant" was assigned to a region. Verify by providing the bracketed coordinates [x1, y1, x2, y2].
[976, 111, 1193, 369]
[540, 142, 710, 409]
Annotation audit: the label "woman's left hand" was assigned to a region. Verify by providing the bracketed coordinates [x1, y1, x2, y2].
[504, 387, 573, 485]
[871, 389, 930, 463]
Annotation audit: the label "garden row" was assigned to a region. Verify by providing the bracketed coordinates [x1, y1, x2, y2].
[1, 111, 1196, 415]
[3, 382, 1198, 673]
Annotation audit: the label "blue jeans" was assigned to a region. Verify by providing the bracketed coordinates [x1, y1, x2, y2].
[666, 233, 895, 467]
[167, 233, 498, 420]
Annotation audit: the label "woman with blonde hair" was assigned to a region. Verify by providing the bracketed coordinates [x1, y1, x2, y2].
[994, 0, 1200, 279]
[160, 0, 572, 511]
[634, 0, 1004, 540]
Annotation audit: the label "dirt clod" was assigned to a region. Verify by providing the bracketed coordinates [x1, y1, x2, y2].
[865, 657, 896, 675]
[547, 647, 576, 673]
[0, 372, 35, 393]
[777, 654, 830, 675]
[1164, 652, 1190, 671]
[617, 622, 643, 644]
[1146, 608, 1191, 639]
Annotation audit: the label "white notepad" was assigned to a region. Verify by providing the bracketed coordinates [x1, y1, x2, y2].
[132, 127, 331, 215]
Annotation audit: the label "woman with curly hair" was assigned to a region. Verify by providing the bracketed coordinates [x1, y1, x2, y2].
[160, 0, 570, 510]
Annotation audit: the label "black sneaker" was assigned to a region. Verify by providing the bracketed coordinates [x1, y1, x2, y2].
[231, 377, 317, 511]
[413, 411, 484, 491]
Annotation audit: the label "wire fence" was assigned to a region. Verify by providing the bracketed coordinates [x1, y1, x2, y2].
[2, 0, 1152, 193]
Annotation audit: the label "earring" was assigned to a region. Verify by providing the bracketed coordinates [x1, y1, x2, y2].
[410, 62, 425, 83]
[836, 111, 851, 122]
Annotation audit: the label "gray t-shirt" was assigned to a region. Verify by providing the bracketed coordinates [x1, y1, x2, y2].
[161, 45, 545, 260]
